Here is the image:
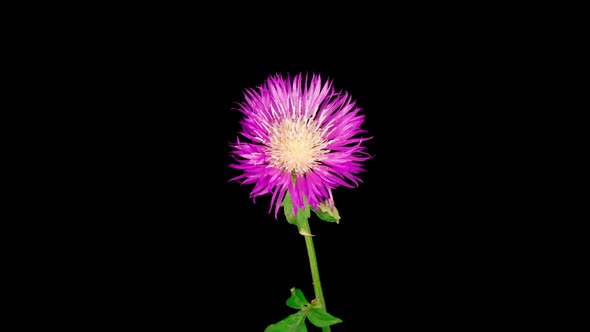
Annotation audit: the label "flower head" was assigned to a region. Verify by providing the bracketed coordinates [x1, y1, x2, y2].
[229, 73, 371, 218]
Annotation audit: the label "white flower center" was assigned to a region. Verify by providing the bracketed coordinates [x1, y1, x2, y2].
[268, 117, 328, 176]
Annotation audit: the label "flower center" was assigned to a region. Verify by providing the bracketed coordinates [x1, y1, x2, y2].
[268, 117, 328, 176]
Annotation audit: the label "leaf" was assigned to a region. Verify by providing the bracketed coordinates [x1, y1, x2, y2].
[281, 191, 297, 225]
[268, 288, 341, 331]
[295, 202, 311, 234]
[264, 311, 308, 332]
[307, 308, 343, 328]
[281, 191, 312, 236]
[312, 201, 341, 223]
[286, 287, 309, 309]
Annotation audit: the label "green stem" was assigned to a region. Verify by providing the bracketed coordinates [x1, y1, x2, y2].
[300, 219, 331, 332]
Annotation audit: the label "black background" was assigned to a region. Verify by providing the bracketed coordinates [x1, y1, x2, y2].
[90, 57, 512, 331]
[37, 10, 538, 331]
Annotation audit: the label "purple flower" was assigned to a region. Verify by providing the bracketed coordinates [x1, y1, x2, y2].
[229, 73, 371, 218]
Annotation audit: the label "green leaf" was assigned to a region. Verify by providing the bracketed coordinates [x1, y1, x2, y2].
[264, 311, 308, 332]
[286, 287, 309, 309]
[281, 191, 312, 236]
[267, 288, 342, 331]
[312, 201, 341, 223]
[307, 308, 343, 328]
[281, 191, 297, 225]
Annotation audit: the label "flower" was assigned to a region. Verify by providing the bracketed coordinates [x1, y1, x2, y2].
[229, 72, 371, 218]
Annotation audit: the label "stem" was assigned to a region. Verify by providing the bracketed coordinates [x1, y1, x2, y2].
[300, 218, 331, 332]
